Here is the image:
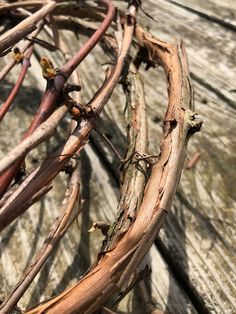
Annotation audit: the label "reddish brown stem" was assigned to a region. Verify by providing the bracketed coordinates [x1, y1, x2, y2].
[60, 1, 115, 77]
[0, 0, 115, 198]
[0, 46, 34, 123]
[0, 45, 34, 196]
[0, 161, 23, 199]
[25, 0, 115, 135]
[0, 6, 132, 233]
[186, 152, 201, 169]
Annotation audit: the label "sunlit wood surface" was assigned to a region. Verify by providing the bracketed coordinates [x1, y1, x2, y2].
[0, 0, 235, 313]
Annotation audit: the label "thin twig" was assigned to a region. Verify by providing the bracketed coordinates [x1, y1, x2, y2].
[138, 278, 161, 314]
[186, 152, 201, 169]
[0, 1, 43, 13]
[0, 0, 131, 233]
[0, 161, 81, 313]
[24, 5, 139, 313]
[0, 45, 34, 122]
[93, 128, 123, 162]
[0, 0, 115, 198]
[0, 105, 68, 174]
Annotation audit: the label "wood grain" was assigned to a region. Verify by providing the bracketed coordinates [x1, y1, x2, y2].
[0, 0, 235, 313]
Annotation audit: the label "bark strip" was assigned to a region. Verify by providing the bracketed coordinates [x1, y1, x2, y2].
[26, 27, 202, 314]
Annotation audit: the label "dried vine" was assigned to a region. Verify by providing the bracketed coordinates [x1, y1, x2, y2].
[0, 0, 202, 313]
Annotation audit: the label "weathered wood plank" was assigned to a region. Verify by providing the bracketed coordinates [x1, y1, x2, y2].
[0, 1, 235, 313]
[141, 0, 236, 109]
[166, 0, 236, 30]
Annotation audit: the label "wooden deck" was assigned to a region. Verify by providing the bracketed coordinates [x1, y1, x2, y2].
[0, 0, 235, 313]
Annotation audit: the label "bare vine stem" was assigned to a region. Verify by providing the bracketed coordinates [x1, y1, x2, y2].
[0, 1, 43, 13]
[0, 1, 132, 233]
[0, 105, 68, 174]
[0, 2, 203, 313]
[0, 160, 81, 314]
[25, 24, 202, 314]
[0, 45, 34, 122]
[0, 0, 115, 198]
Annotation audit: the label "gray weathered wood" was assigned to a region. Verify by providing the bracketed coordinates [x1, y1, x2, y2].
[166, 0, 236, 30]
[0, 0, 235, 313]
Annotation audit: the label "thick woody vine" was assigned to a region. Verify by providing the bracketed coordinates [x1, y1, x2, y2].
[0, 1, 202, 313]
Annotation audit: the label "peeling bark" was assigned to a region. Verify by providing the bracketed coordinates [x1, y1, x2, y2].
[26, 27, 201, 314]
